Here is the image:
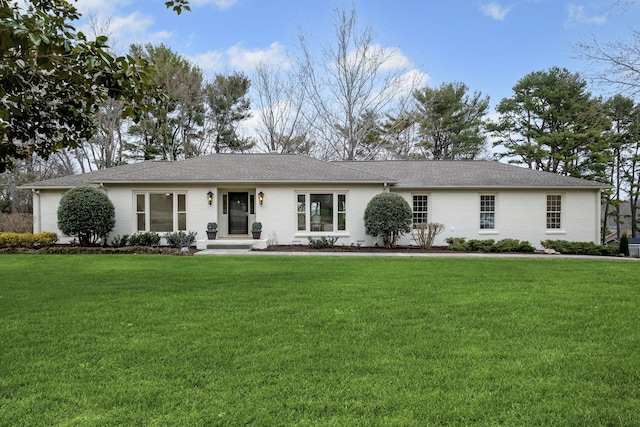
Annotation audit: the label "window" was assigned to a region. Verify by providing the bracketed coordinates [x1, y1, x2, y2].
[135, 192, 187, 232]
[480, 195, 495, 230]
[412, 195, 428, 225]
[547, 194, 562, 229]
[297, 194, 306, 231]
[296, 192, 347, 232]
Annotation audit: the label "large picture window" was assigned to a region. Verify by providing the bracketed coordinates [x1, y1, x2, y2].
[296, 192, 347, 232]
[412, 195, 428, 225]
[135, 192, 187, 232]
[480, 195, 495, 230]
[547, 194, 562, 229]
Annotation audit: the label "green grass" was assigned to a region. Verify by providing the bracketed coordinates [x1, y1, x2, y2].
[1, 255, 639, 426]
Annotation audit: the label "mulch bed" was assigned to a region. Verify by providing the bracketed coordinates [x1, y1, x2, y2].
[0, 246, 195, 255]
[257, 245, 452, 253]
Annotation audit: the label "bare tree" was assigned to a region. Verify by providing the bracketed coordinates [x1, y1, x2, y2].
[576, 33, 640, 97]
[74, 14, 127, 171]
[252, 63, 313, 154]
[574, 2, 640, 97]
[295, 6, 422, 160]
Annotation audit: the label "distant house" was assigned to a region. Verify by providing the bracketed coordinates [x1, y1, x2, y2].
[23, 154, 608, 249]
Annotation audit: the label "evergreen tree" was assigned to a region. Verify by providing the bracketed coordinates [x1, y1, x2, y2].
[413, 82, 489, 160]
[489, 67, 610, 179]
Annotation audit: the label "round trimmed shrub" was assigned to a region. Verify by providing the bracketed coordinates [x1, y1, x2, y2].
[364, 192, 413, 248]
[57, 186, 115, 246]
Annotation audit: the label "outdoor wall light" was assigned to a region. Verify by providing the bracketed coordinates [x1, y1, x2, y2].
[207, 191, 214, 205]
[258, 191, 265, 205]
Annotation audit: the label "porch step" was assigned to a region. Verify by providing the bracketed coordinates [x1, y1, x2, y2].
[196, 238, 268, 251]
[206, 243, 252, 250]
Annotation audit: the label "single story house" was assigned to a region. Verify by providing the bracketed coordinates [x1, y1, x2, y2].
[23, 153, 607, 249]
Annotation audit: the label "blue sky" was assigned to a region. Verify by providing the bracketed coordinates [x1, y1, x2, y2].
[72, 0, 638, 108]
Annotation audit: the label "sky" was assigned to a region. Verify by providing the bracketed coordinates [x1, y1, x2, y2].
[69, 0, 638, 110]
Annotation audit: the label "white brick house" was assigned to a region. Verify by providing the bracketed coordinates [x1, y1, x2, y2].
[23, 154, 607, 249]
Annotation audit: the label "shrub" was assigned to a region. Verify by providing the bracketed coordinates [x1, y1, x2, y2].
[308, 236, 339, 249]
[57, 187, 115, 246]
[517, 241, 536, 253]
[447, 238, 535, 253]
[110, 234, 129, 247]
[412, 222, 445, 249]
[0, 213, 33, 233]
[445, 237, 466, 246]
[492, 238, 517, 252]
[164, 231, 197, 248]
[128, 231, 161, 247]
[33, 232, 58, 247]
[467, 239, 495, 252]
[619, 232, 630, 257]
[448, 242, 469, 252]
[0, 232, 57, 248]
[364, 192, 412, 248]
[541, 240, 617, 256]
[252, 222, 262, 231]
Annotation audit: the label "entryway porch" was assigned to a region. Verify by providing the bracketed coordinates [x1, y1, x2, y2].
[196, 236, 269, 251]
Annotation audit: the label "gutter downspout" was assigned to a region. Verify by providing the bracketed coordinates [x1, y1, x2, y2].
[32, 189, 41, 233]
[596, 189, 602, 245]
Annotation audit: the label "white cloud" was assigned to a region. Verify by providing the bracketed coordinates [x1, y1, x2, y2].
[73, 0, 133, 16]
[187, 42, 290, 74]
[77, 11, 167, 53]
[480, 2, 511, 20]
[108, 12, 154, 36]
[379, 46, 413, 71]
[190, 0, 238, 10]
[565, 4, 608, 28]
[188, 50, 226, 73]
[227, 42, 290, 71]
[390, 69, 431, 97]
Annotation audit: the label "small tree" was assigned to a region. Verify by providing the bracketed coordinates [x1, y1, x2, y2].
[364, 192, 412, 248]
[57, 187, 115, 246]
[619, 232, 630, 257]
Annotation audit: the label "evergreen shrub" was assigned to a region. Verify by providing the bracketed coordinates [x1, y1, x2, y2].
[57, 187, 115, 246]
[364, 192, 412, 248]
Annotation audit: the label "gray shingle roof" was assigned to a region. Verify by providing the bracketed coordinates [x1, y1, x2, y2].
[341, 160, 608, 189]
[23, 154, 608, 189]
[23, 154, 393, 188]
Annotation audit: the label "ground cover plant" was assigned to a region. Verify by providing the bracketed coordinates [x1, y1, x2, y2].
[1, 255, 639, 426]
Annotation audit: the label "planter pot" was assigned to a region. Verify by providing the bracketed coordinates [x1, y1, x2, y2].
[206, 230, 217, 240]
[252, 230, 262, 239]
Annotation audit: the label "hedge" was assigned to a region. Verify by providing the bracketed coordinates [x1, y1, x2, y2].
[0, 232, 58, 248]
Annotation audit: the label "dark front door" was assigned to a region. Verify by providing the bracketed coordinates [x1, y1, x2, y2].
[228, 192, 249, 234]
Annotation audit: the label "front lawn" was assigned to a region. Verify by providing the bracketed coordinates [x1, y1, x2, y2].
[1, 255, 639, 426]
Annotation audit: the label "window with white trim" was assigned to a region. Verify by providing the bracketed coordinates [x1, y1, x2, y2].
[135, 192, 187, 232]
[546, 194, 562, 229]
[412, 195, 428, 225]
[296, 192, 347, 232]
[480, 195, 496, 230]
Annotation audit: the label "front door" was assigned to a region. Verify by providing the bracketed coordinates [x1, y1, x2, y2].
[228, 192, 249, 234]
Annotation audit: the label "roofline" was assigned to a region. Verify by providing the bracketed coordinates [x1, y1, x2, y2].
[20, 184, 96, 190]
[22, 180, 395, 189]
[23, 183, 607, 190]
[391, 185, 608, 190]
[95, 179, 395, 185]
